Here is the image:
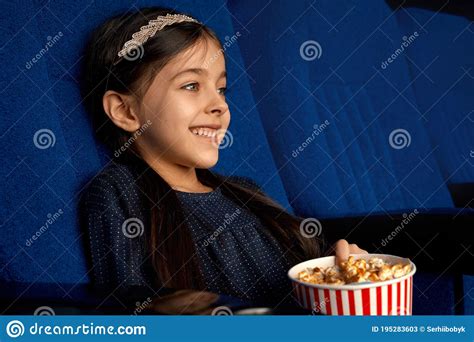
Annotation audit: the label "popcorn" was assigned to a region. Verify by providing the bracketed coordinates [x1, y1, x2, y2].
[297, 256, 412, 285]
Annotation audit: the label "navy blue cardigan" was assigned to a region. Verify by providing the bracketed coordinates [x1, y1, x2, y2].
[79, 161, 297, 307]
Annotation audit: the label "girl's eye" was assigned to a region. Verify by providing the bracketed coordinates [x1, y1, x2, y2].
[181, 83, 228, 95]
[182, 83, 199, 91]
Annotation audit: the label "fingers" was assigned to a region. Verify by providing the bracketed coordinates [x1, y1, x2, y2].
[334, 239, 350, 265]
[334, 239, 368, 264]
[349, 244, 368, 255]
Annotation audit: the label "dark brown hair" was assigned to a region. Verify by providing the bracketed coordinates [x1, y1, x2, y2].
[81, 6, 323, 290]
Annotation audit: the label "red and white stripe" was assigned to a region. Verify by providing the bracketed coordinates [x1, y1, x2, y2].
[293, 276, 413, 315]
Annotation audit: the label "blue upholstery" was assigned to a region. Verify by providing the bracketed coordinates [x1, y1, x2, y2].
[1, 0, 472, 314]
[227, 0, 456, 218]
[392, 5, 474, 315]
[227, 1, 473, 314]
[393, 6, 474, 184]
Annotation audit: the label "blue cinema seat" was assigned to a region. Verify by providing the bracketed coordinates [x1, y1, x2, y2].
[391, 2, 474, 315]
[227, 0, 473, 314]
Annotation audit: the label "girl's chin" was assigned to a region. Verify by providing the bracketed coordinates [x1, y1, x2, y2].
[186, 149, 219, 168]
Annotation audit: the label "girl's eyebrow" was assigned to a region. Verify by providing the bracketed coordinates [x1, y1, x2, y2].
[170, 68, 226, 81]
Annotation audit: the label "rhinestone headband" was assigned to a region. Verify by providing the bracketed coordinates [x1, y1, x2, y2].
[116, 13, 200, 60]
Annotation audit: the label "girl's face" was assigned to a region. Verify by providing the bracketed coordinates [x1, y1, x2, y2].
[137, 38, 230, 170]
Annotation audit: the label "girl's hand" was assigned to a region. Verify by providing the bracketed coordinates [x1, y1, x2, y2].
[332, 239, 368, 265]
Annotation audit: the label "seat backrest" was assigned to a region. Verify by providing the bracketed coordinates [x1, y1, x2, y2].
[228, 0, 455, 218]
[393, 3, 474, 315]
[393, 5, 474, 186]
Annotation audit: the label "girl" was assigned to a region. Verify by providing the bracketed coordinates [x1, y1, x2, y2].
[79, 6, 367, 313]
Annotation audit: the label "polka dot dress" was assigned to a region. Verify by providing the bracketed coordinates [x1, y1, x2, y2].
[80, 161, 297, 307]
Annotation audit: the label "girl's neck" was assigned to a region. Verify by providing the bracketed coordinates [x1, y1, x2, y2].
[140, 150, 212, 193]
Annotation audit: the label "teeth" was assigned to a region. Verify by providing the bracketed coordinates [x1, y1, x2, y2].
[191, 127, 217, 138]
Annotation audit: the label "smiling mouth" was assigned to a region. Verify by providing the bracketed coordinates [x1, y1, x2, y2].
[189, 127, 221, 143]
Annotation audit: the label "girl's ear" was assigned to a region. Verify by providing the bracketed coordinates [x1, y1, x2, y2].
[102, 90, 142, 133]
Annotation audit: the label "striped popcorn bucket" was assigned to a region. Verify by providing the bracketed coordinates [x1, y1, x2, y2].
[288, 254, 416, 315]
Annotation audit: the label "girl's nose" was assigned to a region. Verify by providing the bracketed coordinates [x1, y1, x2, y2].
[205, 91, 228, 116]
